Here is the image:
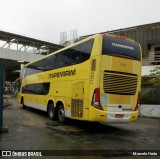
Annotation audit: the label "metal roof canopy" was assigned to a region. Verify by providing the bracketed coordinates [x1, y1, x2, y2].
[81, 22, 160, 59]
[0, 30, 63, 82]
[0, 30, 63, 55]
[81, 22, 160, 38]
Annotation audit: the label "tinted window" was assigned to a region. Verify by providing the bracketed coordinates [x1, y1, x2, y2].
[22, 82, 50, 95]
[53, 39, 94, 68]
[24, 39, 94, 77]
[102, 36, 141, 61]
[24, 66, 42, 77]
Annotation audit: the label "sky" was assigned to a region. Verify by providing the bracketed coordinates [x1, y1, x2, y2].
[0, 0, 160, 44]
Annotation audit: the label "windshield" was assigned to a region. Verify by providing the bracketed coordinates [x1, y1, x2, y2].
[102, 36, 141, 61]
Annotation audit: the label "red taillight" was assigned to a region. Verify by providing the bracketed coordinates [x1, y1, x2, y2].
[91, 88, 103, 110]
[116, 35, 126, 39]
[134, 92, 140, 111]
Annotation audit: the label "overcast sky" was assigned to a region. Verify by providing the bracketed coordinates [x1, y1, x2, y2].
[0, 0, 160, 44]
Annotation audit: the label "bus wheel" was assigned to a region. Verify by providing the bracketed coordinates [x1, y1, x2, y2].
[57, 104, 65, 123]
[48, 103, 55, 120]
[22, 98, 26, 109]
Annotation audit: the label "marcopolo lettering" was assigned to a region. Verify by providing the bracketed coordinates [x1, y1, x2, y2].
[48, 69, 76, 78]
[112, 43, 134, 50]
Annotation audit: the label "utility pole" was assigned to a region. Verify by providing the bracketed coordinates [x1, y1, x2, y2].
[0, 65, 8, 133]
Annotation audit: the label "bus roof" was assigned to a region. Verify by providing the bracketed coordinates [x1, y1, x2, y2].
[24, 33, 139, 68]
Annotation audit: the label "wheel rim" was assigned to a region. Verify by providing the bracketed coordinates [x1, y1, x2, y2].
[59, 108, 65, 121]
[48, 104, 55, 119]
[49, 108, 54, 118]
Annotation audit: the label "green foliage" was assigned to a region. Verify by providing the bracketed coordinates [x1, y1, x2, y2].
[141, 75, 154, 85]
[141, 67, 159, 104]
[140, 88, 158, 104]
[142, 66, 160, 86]
[149, 66, 160, 77]
[149, 66, 160, 86]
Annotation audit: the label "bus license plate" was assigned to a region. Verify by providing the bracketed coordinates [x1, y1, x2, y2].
[115, 114, 124, 118]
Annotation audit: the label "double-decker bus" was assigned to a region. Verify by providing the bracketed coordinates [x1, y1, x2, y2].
[17, 33, 142, 123]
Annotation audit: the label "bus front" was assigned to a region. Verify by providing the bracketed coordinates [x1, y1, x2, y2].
[91, 34, 141, 123]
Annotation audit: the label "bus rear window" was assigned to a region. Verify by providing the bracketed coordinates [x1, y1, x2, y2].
[102, 36, 141, 61]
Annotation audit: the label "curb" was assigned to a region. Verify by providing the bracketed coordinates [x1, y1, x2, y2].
[3, 95, 12, 108]
[141, 115, 160, 119]
[3, 103, 12, 108]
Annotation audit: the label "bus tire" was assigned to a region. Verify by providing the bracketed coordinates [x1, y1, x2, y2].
[48, 103, 55, 120]
[22, 98, 26, 109]
[57, 104, 66, 123]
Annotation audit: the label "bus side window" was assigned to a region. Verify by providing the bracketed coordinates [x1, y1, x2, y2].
[66, 46, 80, 65]
[55, 54, 63, 68]
[46, 55, 56, 70]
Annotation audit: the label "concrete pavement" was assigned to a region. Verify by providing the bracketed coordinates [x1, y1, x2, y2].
[1, 97, 160, 159]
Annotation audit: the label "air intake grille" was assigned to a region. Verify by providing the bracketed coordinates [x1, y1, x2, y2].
[103, 71, 138, 95]
[71, 99, 83, 118]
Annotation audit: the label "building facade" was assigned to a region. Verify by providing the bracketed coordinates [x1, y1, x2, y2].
[82, 22, 160, 66]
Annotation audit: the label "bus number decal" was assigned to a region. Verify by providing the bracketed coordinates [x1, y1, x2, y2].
[90, 71, 94, 84]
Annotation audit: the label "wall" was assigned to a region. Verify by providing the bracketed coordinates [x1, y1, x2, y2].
[140, 105, 160, 118]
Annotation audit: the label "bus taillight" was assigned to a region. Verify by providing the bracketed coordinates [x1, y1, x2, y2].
[116, 35, 126, 39]
[92, 88, 103, 110]
[134, 92, 140, 111]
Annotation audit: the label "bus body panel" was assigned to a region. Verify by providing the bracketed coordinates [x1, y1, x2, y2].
[98, 44, 141, 123]
[17, 34, 142, 123]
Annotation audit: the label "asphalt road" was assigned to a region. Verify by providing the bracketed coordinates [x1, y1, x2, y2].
[1, 98, 160, 159]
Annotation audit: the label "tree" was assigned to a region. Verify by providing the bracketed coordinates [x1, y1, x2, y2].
[141, 67, 160, 104]
[149, 66, 160, 86]
[141, 66, 160, 86]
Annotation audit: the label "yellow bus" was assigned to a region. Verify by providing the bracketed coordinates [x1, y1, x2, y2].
[17, 33, 142, 123]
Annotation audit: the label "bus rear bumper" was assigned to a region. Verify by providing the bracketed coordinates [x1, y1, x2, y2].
[106, 111, 139, 123]
[89, 108, 139, 123]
